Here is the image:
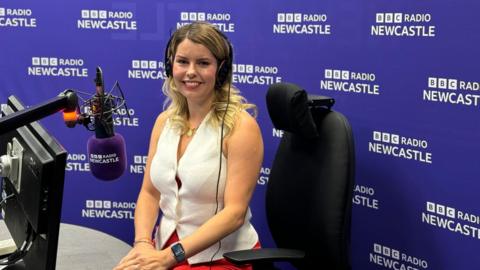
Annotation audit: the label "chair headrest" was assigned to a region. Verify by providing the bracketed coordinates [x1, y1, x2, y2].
[266, 83, 319, 139]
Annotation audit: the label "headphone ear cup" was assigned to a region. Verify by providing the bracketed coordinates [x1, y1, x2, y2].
[216, 42, 233, 89]
[216, 61, 231, 89]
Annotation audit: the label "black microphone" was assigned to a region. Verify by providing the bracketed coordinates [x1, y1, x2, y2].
[86, 67, 127, 181]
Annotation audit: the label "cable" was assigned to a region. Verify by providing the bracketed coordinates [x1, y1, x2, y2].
[0, 194, 14, 208]
[0, 223, 36, 266]
[209, 77, 232, 270]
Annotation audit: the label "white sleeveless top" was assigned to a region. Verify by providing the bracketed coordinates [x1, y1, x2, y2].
[150, 113, 258, 264]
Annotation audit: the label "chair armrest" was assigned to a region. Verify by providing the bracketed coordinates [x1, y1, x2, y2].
[223, 248, 305, 264]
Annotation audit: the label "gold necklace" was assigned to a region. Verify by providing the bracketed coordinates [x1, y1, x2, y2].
[185, 126, 198, 137]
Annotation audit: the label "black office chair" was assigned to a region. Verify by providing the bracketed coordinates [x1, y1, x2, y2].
[224, 82, 355, 270]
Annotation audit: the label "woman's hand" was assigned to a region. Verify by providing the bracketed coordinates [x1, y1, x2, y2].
[113, 243, 174, 270]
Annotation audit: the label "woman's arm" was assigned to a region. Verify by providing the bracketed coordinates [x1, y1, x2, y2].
[134, 113, 165, 243]
[175, 111, 264, 260]
[114, 112, 174, 270]
[133, 112, 167, 242]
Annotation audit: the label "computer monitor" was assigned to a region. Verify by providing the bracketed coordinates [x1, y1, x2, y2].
[0, 95, 67, 270]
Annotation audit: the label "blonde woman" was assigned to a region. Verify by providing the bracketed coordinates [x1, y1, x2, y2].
[115, 22, 263, 270]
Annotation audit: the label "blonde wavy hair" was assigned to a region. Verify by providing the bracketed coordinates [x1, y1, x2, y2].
[162, 22, 256, 136]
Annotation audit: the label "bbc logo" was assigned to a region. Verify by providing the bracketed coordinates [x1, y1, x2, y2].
[324, 69, 349, 80]
[373, 131, 399, 144]
[373, 244, 400, 260]
[132, 60, 158, 69]
[0, 8, 5, 17]
[233, 64, 254, 74]
[428, 77, 457, 90]
[180, 12, 206, 21]
[33, 57, 58, 66]
[86, 200, 112, 209]
[426, 201, 455, 218]
[376, 13, 402, 24]
[81, 10, 107, 19]
[277, 13, 302, 23]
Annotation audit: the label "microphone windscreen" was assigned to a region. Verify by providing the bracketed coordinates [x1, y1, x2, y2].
[87, 133, 127, 181]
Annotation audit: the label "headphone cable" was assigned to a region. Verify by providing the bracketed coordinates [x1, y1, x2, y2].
[209, 80, 232, 269]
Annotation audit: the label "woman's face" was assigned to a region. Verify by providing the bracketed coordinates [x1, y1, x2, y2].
[172, 39, 218, 106]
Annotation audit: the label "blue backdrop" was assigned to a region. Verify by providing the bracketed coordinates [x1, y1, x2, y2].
[1, 0, 479, 269]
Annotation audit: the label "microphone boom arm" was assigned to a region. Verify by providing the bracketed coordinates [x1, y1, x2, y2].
[0, 90, 78, 135]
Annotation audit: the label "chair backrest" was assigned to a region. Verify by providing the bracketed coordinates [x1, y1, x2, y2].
[265, 83, 355, 270]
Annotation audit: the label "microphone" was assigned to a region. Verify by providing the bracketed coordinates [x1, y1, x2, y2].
[86, 67, 127, 181]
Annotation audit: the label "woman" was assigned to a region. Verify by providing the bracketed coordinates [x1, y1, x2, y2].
[114, 22, 263, 270]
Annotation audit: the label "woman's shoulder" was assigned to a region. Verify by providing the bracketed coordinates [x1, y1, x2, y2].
[156, 111, 170, 124]
[151, 111, 171, 138]
[235, 110, 257, 125]
[229, 110, 261, 140]
[235, 110, 258, 128]
[224, 110, 263, 157]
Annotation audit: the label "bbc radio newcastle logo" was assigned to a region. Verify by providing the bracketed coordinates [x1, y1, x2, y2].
[422, 201, 480, 240]
[369, 131, 432, 164]
[370, 243, 429, 270]
[27, 57, 88, 77]
[128, 60, 166, 80]
[423, 77, 480, 107]
[232, 64, 282, 85]
[273, 12, 331, 35]
[177, 12, 234, 32]
[353, 184, 379, 210]
[77, 9, 137, 30]
[320, 69, 380, 95]
[82, 200, 135, 220]
[371, 13, 435, 37]
[0, 6, 37, 28]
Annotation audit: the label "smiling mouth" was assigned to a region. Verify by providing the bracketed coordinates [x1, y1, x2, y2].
[183, 81, 202, 87]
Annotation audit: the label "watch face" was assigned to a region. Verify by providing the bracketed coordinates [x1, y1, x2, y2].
[171, 242, 186, 262]
[172, 244, 182, 255]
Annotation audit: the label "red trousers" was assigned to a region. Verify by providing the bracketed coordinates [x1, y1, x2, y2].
[164, 231, 260, 270]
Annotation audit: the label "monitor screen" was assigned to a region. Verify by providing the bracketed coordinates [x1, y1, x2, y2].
[0, 95, 66, 270]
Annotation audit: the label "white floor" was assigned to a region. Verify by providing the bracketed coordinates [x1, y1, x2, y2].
[0, 221, 132, 270]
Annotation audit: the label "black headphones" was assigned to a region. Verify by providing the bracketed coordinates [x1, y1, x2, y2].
[164, 22, 233, 89]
